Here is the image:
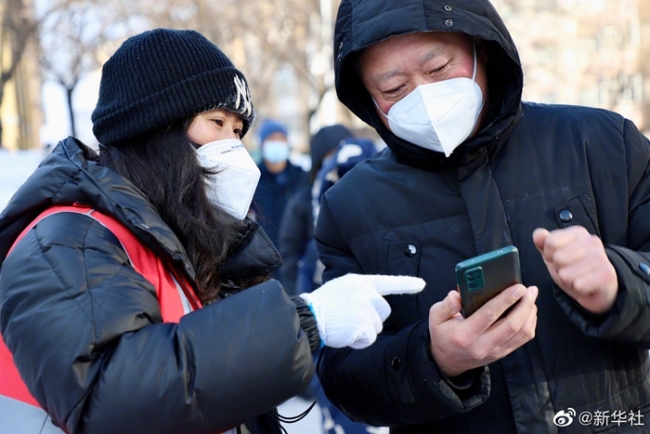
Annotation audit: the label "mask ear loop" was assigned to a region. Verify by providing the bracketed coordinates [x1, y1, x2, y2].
[471, 40, 478, 82]
[470, 39, 485, 120]
[371, 97, 389, 119]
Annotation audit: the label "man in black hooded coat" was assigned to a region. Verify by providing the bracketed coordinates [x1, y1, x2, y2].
[315, 0, 650, 432]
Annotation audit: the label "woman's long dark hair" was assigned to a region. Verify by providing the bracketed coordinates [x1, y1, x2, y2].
[98, 120, 239, 304]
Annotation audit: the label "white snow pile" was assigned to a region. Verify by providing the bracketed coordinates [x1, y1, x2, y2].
[0, 149, 48, 211]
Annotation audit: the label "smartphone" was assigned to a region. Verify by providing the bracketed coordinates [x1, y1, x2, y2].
[455, 245, 522, 318]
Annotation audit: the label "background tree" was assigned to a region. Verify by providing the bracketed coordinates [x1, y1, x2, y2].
[38, 1, 130, 137]
[0, 0, 40, 147]
[124, 0, 340, 145]
[0, 0, 76, 147]
[492, 0, 650, 132]
[28, 0, 650, 150]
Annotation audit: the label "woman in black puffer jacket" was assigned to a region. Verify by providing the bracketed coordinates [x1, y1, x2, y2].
[0, 28, 423, 434]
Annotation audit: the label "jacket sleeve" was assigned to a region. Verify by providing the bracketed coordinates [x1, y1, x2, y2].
[0, 213, 313, 434]
[314, 195, 488, 427]
[553, 119, 650, 347]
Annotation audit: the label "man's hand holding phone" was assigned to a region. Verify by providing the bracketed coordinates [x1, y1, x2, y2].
[428, 284, 538, 378]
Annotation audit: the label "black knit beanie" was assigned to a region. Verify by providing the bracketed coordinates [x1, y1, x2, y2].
[92, 28, 255, 147]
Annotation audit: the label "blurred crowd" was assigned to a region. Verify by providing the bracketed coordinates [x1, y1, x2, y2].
[249, 119, 383, 434]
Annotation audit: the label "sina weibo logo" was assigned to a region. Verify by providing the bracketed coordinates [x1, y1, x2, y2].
[233, 76, 253, 118]
[553, 408, 576, 427]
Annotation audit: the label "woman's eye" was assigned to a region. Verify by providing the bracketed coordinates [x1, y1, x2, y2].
[234, 128, 243, 137]
[212, 119, 224, 127]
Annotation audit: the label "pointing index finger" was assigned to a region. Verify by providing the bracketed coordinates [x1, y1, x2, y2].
[361, 274, 426, 296]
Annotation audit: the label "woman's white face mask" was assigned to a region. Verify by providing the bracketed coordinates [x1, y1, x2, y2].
[376, 43, 484, 157]
[195, 139, 260, 220]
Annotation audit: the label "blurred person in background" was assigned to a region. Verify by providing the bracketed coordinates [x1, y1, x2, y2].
[0, 28, 425, 434]
[314, 0, 650, 432]
[301, 137, 379, 296]
[278, 124, 353, 296]
[281, 133, 382, 434]
[250, 119, 309, 262]
[310, 137, 381, 434]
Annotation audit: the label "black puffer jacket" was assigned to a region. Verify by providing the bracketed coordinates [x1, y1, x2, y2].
[315, 1, 650, 433]
[0, 138, 314, 434]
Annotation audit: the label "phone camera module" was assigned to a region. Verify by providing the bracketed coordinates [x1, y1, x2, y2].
[465, 266, 485, 291]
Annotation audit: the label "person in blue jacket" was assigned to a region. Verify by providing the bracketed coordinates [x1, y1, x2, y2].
[278, 124, 353, 296]
[303, 137, 379, 294]
[251, 119, 309, 253]
[309, 137, 382, 434]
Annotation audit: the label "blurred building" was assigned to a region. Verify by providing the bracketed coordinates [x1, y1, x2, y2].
[492, 0, 650, 133]
[0, 0, 43, 150]
[244, 0, 348, 155]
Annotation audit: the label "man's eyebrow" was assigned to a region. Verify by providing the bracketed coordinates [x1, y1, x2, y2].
[374, 48, 444, 84]
[376, 69, 405, 84]
[418, 49, 443, 65]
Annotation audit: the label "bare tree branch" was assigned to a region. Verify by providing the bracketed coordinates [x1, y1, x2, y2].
[0, 0, 77, 146]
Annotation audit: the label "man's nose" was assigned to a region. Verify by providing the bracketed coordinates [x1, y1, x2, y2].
[413, 74, 436, 87]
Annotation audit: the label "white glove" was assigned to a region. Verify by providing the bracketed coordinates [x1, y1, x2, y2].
[299, 274, 425, 349]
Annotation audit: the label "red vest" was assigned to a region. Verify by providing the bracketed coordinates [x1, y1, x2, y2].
[0, 205, 201, 426]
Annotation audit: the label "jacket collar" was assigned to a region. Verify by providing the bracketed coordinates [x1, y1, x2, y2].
[221, 218, 282, 279]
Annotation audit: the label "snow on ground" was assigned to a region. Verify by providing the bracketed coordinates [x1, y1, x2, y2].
[0, 149, 50, 211]
[278, 396, 324, 434]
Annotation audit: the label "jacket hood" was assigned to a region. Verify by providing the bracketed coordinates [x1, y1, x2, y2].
[333, 0, 524, 169]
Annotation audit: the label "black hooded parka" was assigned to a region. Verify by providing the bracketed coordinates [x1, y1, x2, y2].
[315, 1, 650, 433]
[0, 138, 314, 434]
